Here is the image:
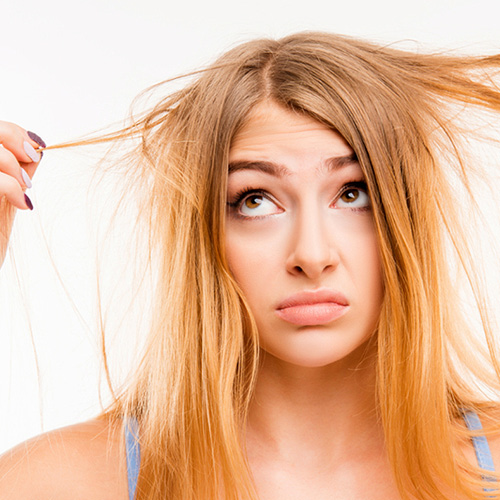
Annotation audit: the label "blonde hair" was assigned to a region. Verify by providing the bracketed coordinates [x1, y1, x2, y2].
[47, 32, 500, 499]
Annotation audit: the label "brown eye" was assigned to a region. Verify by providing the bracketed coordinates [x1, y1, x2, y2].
[340, 189, 360, 203]
[244, 195, 264, 209]
[228, 189, 282, 218]
[335, 185, 370, 209]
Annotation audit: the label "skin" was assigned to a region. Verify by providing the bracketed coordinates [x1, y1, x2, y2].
[0, 419, 128, 500]
[0, 110, 499, 499]
[226, 101, 392, 498]
[225, 102, 500, 499]
[226, 101, 384, 368]
[0, 121, 41, 266]
[0, 122, 129, 500]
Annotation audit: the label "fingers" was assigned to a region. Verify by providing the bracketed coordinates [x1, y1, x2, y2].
[0, 172, 31, 210]
[0, 121, 42, 164]
[0, 121, 45, 211]
[0, 145, 33, 191]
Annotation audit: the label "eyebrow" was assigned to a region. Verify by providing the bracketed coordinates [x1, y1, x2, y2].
[227, 153, 359, 177]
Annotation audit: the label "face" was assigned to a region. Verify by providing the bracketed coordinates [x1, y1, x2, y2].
[225, 101, 384, 368]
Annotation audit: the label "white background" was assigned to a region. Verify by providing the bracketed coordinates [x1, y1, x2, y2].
[1, 0, 500, 453]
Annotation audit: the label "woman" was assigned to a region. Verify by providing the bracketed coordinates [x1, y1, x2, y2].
[0, 31, 500, 499]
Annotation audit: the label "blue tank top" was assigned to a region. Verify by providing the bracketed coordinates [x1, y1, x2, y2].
[124, 410, 495, 500]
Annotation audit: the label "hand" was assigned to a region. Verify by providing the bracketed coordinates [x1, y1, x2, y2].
[0, 121, 44, 267]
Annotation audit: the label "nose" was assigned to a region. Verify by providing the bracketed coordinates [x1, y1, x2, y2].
[285, 206, 340, 279]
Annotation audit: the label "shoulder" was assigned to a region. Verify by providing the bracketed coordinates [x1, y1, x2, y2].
[0, 417, 129, 500]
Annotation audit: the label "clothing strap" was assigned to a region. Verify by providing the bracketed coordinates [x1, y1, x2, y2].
[124, 412, 495, 497]
[462, 410, 496, 493]
[125, 418, 141, 500]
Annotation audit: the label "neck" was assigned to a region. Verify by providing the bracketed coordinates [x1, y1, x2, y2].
[245, 340, 383, 465]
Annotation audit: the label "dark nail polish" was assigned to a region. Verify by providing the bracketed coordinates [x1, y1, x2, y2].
[24, 194, 34, 211]
[27, 131, 46, 149]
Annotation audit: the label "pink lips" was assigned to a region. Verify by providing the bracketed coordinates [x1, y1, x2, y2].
[275, 289, 349, 326]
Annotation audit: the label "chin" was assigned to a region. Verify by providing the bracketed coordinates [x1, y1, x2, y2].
[260, 345, 367, 369]
[259, 332, 376, 369]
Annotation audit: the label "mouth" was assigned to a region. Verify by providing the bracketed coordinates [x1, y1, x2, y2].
[275, 289, 349, 326]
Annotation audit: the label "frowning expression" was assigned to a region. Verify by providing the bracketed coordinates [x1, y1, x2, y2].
[225, 101, 384, 368]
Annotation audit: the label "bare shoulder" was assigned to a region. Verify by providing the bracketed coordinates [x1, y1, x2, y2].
[0, 417, 128, 500]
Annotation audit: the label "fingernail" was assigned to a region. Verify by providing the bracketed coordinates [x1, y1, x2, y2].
[24, 194, 34, 211]
[27, 131, 46, 148]
[23, 141, 41, 163]
[21, 168, 32, 189]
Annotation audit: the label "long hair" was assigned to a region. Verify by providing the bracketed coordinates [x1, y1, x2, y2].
[46, 32, 500, 499]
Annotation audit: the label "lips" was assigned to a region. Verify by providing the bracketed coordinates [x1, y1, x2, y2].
[275, 289, 349, 326]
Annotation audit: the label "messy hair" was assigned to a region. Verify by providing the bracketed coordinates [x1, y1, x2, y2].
[48, 32, 500, 499]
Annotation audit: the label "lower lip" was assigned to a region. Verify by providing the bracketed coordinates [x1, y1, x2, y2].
[275, 303, 349, 326]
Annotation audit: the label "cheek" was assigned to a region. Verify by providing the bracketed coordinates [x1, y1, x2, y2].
[224, 221, 289, 313]
[348, 227, 384, 307]
[225, 228, 281, 291]
[333, 215, 383, 299]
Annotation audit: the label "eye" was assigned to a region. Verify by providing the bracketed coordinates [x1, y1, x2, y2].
[227, 188, 282, 219]
[334, 182, 370, 210]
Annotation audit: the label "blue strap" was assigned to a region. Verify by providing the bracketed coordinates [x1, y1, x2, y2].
[124, 412, 494, 496]
[462, 410, 496, 493]
[125, 418, 141, 500]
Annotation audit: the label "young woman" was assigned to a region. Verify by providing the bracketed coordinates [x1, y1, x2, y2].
[1, 31, 500, 500]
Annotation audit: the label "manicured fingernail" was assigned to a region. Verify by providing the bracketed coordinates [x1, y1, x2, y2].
[24, 194, 34, 210]
[27, 131, 46, 148]
[23, 141, 41, 163]
[21, 168, 32, 189]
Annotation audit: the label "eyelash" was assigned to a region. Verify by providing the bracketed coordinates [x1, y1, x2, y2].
[226, 181, 370, 220]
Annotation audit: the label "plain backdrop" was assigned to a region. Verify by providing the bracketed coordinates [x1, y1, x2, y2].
[1, 0, 500, 453]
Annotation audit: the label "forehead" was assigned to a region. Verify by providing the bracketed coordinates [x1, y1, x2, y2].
[229, 101, 354, 164]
